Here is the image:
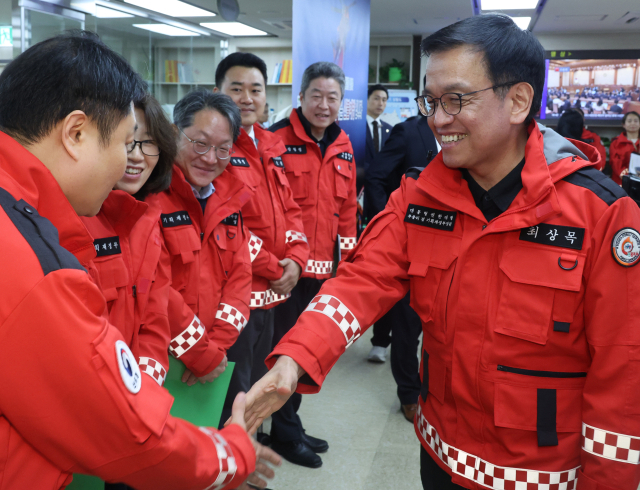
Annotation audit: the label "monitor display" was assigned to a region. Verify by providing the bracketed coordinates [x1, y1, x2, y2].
[540, 50, 640, 124]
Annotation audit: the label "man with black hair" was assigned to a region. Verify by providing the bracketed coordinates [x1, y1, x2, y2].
[364, 84, 392, 174]
[245, 14, 640, 489]
[213, 52, 310, 436]
[0, 32, 275, 489]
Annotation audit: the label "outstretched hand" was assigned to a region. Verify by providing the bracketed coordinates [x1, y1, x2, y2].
[239, 356, 304, 434]
[229, 393, 282, 489]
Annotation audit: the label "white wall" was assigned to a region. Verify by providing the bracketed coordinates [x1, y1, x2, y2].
[547, 69, 560, 87]
[594, 69, 614, 85]
[617, 66, 635, 85]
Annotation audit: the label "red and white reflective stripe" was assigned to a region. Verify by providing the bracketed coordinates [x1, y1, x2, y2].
[250, 289, 290, 308]
[138, 357, 167, 386]
[215, 303, 248, 332]
[305, 294, 361, 347]
[416, 407, 579, 489]
[169, 315, 205, 358]
[248, 232, 263, 263]
[339, 236, 357, 251]
[285, 230, 307, 244]
[200, 427, 237, 490]
[582, 422, 640, 464]
[305, 259, 333, 275]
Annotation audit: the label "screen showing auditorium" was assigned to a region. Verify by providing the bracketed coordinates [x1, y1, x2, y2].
[542, 57, 640, 123]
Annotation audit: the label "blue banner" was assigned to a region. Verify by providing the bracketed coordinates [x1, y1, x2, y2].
[292, 0, 371, 166]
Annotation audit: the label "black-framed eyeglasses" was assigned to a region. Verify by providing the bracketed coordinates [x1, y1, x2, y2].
[127, 139, 161, 156]
[179, 128, 235, 160]
[414, 82, 519, 117]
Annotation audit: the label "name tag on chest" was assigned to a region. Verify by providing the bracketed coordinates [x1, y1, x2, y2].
[520, 224, 585, 250]
[404, 204, 457, 231]
[285, 145, 307, 154]
[337, 152, 354, 162]
[94, 236, 121, 257]
[222, 213, 239, 226]
[273, 156, 285, 168]
[230, 157, 250, 167]
[161, 211, 192, 228]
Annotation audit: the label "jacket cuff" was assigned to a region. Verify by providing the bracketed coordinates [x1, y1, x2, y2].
[188, 343, 225, 378]
[216, 424, 256, 488]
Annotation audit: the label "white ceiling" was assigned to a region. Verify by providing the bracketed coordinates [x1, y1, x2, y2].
[179, 0, 640, 38]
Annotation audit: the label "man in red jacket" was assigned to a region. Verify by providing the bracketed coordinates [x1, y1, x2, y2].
[245, 15, 640, 490]
[213, 52, 310, 432]
[266, 61, 357, 468]
[0, 31, 278, 489]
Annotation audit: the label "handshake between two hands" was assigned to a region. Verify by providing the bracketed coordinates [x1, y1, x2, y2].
[227, 356, 304, 489]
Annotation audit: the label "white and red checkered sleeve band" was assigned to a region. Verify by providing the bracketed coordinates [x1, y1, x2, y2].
[250, 289, 291, 308]
[304, 259, 333, 275]
[582, 422, 640, 464]
[304, 295, 361, 348]
[138, 357, 167, 386]
[248, 232, 263, 263]
[416, 406, 579, 489]
[169, 315, 205, 358]
[199, 427, 237, 490]
[339, 236, 357, 251]
[285, 230, 308, 244]
[215, 303, 248, 332]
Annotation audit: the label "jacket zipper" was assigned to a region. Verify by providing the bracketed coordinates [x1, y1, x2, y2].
[497, 365, 586, 378]
[132, 284, 137, 298]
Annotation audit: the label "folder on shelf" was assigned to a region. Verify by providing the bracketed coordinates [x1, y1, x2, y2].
[272, 62, 282, 84]
[178, 62, 195, 84]
[278, 60, 288, 84]
[165, 59, 179, 83]
[66, 357, 235, 490]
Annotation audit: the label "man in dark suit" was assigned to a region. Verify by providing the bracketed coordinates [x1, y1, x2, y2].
[363, 113, 439, 423]
[362, 84, 393, 191]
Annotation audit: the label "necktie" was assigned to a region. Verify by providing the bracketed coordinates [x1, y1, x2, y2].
[372, 120, 380, 153]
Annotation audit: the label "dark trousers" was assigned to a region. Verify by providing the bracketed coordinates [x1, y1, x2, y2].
[105, 484, 134, 490]
[220, 308, 274, 428]
[270, 277, 324, 442]
[421, 446, 467, 490]
[389, 292, 422, 405]
[370, 314, 392, 348]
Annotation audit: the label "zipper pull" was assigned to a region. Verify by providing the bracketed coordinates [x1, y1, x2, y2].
[132, 284, 137, 298]
[201, 232, 204, 242]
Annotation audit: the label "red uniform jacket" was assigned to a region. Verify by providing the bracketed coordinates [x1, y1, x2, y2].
[609, 132, 640, 184]
[147, 166, 252, 377]
[581, 128, 606, 171]
[0, 131, 254, 489]
[268, 123, 640, 489]
[270, 109, 357, 279]
[81, 191, 171, 386]
[227, 124, 309, 309]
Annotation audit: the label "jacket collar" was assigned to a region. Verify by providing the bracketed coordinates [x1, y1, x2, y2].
[0, 131, 96, 263]
[416, 122, 592, 230]
[99, 190, 148, 238]
[289, 108, 350, 150]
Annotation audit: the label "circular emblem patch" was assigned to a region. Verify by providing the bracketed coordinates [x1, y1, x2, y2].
[115, 340, 141, 394]
[611, 228, 640, 267]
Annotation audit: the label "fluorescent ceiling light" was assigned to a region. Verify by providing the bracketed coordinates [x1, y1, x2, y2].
[482, 0, 538, 9]
[200, 22, 268, 36]
[125, 0, 215, 17]
[510, 16, 532, 29]
[96, 5, 134, 17]
[133, 23, 201, 36]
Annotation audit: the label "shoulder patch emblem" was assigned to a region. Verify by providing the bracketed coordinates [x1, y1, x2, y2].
[612, 228, 640, 267]
[115, 340, 141, 394]
[337, 152, 354, 162]
[94, 236, 121, 257]
[404, 204, 456, 231]
[273, 156, 285, 168]
[285, 145, 307, 154]
[230, 157, 250, 167]
[222, 213, 239, 226]
[519, 224, 585, 250]
[161, 211, 192, 228]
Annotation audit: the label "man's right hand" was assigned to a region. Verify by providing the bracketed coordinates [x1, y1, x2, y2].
[242, 355, 304, 434]
[181, 356, 227, 386]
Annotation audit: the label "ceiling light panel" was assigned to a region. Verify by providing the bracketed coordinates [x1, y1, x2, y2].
[482, 0, 538, 10]
[133, 23, 201, 36]
[96, 5, 134, 17]
[125, 0, 215, 17]
[200, 22, 268, 36]
[510, 16, 532, 29]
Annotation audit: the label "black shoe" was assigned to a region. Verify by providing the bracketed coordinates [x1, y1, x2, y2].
[301, 431, 329, 453]
[271, 440, 322, 468]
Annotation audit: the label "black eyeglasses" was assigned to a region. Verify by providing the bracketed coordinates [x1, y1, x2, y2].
[414, 82, 519, 117]
[180, 129, 235, 160]
[127, 139, 160, 156]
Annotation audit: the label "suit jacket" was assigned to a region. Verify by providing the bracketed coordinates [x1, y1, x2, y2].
[364, 118, 393, 171]
[364, 115, 438, 221]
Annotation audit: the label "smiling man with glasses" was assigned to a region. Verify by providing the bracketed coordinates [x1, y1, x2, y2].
[244, 14, 640, 490]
